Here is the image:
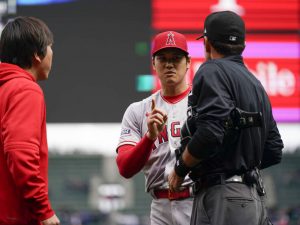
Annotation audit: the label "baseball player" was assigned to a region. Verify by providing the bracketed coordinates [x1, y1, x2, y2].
[116, 31, 193, 225]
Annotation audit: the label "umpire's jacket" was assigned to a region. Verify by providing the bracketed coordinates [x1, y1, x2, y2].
[187, 55, 283, 177]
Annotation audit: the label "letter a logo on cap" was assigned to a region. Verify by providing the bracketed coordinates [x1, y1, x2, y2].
[166, 32, 176, 46]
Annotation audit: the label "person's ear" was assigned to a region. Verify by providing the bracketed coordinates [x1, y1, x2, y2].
[152, 57, 156, 71]
[33, 53, 42, 63]
[186, 56, 191, 70]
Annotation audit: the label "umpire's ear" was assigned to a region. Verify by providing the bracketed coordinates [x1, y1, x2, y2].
[204, 37, 211, 54]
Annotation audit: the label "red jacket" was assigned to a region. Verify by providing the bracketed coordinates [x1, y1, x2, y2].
[0, 63, 54, 225]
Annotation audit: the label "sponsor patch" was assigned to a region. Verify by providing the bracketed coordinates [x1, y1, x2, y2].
[121, 128, 131, 135]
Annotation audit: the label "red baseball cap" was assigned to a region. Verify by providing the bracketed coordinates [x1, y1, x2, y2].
[151, 31, 188, 56]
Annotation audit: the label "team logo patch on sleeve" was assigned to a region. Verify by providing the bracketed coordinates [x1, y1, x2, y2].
[121, 128, 131, 135]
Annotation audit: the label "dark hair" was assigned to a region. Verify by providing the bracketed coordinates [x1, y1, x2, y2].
[209, 39, 245, 56]
[0, 16, 53, 68]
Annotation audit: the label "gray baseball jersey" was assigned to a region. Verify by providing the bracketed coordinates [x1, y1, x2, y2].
[117, 90, 192, 192]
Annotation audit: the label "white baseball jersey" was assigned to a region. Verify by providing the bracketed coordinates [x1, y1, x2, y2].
[117, 90, 192, 192]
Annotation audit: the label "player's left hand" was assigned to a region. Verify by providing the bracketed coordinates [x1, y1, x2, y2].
[168, 169, 184, 192]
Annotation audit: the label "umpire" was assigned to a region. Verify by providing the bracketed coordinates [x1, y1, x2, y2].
[168, 11, 284, 225]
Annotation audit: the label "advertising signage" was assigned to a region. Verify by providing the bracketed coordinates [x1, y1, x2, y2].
[152, 0, 300, 122]
[152, 0, 299, 31]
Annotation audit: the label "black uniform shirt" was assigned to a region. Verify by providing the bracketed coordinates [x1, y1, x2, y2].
[187, 55, 283, 176]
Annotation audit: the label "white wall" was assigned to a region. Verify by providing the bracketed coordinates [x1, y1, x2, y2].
[47, 123, 300, 155]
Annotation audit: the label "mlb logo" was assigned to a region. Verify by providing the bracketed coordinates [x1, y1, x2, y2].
[121, 129, 131, 135]
[229, 36, 237, 41]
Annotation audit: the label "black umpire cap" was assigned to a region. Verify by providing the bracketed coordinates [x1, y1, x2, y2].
[197, 11, 245, 45]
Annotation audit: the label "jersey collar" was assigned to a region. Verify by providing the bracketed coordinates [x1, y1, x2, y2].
[161, 85, 191, 104]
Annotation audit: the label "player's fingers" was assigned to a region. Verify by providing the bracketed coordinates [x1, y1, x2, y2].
[171, 182, 180, 192]
[169, 179, 176, 193]
[151, 113, 164, 121]
[151, 99, 155, 111]
[153, 114, 167, 125]
[163, 114, 168, 123]
[152, 108, 167, 118]
[157, 113, 167, 127]
[149, 117, 164, 126]
[170, 185, 176, 193]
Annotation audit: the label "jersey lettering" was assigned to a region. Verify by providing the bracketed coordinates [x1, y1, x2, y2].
[158, 126, 168, 144]
[171, 121, 181, 137]
[152, 126, 168, 151]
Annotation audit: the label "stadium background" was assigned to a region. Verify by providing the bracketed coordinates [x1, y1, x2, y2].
[0, 0, 299, 224]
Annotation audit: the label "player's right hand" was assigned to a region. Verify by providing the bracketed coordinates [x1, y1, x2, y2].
[41, 214, 60, 225]
[146, 99, 168, 140]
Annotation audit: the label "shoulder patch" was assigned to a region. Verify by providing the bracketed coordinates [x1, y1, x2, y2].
[121, 128, 131, 135]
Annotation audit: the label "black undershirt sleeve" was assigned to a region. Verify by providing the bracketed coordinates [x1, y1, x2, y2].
[187, 62, 234, 160]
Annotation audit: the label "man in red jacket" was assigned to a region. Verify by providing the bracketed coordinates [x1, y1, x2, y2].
[0, 17, 60, 225]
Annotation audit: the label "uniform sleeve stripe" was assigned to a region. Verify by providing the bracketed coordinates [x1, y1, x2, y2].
[117, 141, 137, 147]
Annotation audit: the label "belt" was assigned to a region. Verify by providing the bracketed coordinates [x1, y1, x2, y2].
[195, 174, 244, 190]
[226, 175, 243, 182]
[153, 186, 192, 200]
